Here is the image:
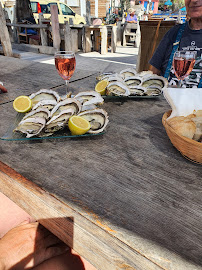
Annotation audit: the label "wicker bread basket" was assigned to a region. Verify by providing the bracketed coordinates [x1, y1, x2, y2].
[162, 110, 202, 164]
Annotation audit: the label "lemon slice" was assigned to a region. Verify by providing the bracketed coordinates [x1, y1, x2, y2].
[13, 96, 32, 113]
[95, 80, 109, 95]
[68, 115, 91, 135]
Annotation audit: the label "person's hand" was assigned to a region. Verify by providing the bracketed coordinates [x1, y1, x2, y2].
[0, 220, 69, 270]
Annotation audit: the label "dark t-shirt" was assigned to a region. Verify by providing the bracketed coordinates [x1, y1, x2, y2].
[149, 22, 202, 88]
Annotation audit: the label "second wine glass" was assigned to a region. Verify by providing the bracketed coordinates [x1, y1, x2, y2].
[173, 50, 197, 88]
[55, 51, 76, 96]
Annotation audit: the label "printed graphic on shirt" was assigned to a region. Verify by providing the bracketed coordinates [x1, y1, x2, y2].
[168, 43, 202, 88]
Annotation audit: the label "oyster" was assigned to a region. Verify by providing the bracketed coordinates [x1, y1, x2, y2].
[81, 104, 97, 112]
[129, 86, 146, 96]
[124, 76, 142, 87]
[51, 98, 81, 117]
[119, 68, 137, 79]
[74, 91, 104, 106]
[142, 75, 168, 90]
[107, 74, 124, 83]
[44, 108, 74, 134]
[138, 70, 153, 77]
[96, 72, 114, 81]
[145, 86, 162, 96]
[106, 82, 130, 96]
[32, 100, 58, 111]
[29, 89, 60, 106]
[14, 117, 46, 138]
[22, 107, 50, 121]
[78, 109, 109, 134]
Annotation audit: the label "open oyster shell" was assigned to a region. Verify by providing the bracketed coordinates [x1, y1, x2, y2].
[78, 109, 109, 134]
[120, 68, 137, 79]
[74, 91, 104, 106]
[44, 108, 74, 134]
[145, 86, 162, 96]
[107, 74, 124, 83]
[129, 86, 146, 96]
[51, 98, 81, 117]
[29, 89, 60, 106]
[141, 75, 168, 90]
[96, 72, 114, 81]
[138, 70, 153, 77]
[106, 82, 130, 97]
[22, 108, 50, 121]
[32, 100, 58, 111]
[14, 117, 46, 138]
[124, 76, 142, 87]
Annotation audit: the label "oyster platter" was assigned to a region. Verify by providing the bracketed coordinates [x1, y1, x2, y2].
[2, 89, 109, 141]
[96, 69, 168, 98]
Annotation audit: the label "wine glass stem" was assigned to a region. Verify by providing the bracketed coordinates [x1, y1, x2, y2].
[65, 80, 69, 95]
[178, 79, 182, 88]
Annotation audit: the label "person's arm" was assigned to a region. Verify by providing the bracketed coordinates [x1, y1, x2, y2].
[0, 220, 69, 270]
[150, 65, 161, 75]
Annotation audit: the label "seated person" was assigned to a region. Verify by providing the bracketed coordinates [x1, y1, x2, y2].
[126, 8, 137, 23]
[149, 0, 202, 88]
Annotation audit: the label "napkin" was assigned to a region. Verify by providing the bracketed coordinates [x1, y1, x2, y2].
[163, 88, 202, 120]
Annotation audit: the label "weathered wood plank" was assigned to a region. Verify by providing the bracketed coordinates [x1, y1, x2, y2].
[6, 22, 48, 29]
[64, 23, 71, 51]
[111, 25, 117, 53]
[39, 14, 48, 46]
[50, 4, 61, 50]
[83, 27, 91, 53]
[100, 26, 107, 55]
[0, 161, 164, 270]
[64, 23, 78, 53]
[0, 2, 13, 57]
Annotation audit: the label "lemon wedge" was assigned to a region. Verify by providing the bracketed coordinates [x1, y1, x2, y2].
[13, 96, 32, 113]
[95, 80, 109, 95]
[68, 115, 91, 135]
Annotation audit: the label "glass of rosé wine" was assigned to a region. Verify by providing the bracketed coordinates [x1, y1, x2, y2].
[55, 51, 76, 95]
[173, 50, 197, 87]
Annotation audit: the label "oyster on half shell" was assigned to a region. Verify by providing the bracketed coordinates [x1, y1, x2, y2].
[29, 89, 60, 106]
[145, 86, 162, 96]
[51, 98, 81, 117]
[106, 82, 130, 96]
[124, 76, 142, 87]
[22, 107, 50, 121]
[78, 109, 109, 134]
[141, 75, 168, 90]
[14, 117, 46, 138]
[120, 68, 136, 79]
[44, 108, 74, 134]
[32, 100, 58, 111]
[96, 72, 114, 81]
[74, 91, 104, 106]
[129, 86, 146, 96]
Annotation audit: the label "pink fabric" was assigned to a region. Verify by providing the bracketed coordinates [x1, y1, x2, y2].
[0, 192, 97, 270]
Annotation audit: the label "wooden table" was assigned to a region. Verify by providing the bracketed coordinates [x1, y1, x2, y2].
[0, 56, 202, 270]
[83, 25, 117, 55]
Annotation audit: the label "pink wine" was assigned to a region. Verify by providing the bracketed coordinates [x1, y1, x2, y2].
[173, 57, 195, 80]
[55, 57, 76, 81]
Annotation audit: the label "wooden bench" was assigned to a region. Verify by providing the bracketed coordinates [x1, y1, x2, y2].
[6, 22, 48, 45]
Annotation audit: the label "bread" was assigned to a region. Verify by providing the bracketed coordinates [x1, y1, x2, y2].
[167, 110, 202, 141]
[167, 116, 196, 139]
